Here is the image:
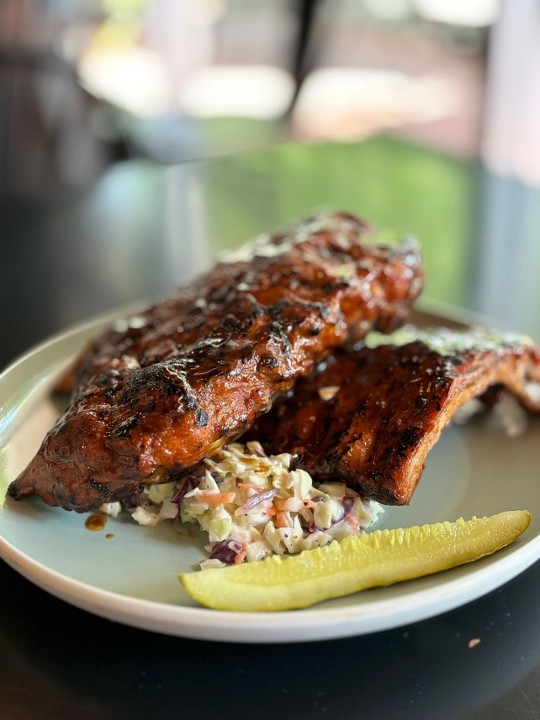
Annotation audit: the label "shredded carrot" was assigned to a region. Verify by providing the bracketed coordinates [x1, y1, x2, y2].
[234, 549, 247, 564]
[273, 496, 287, 512]
[345, 514, 360, 531]
[197, 491, 236, 505]
[237, 482, 257, 490]
[234, 542, 248, 564]
[276, 511, 291, 528]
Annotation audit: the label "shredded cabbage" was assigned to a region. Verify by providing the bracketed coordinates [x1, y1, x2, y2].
[100, 441, 384, 566]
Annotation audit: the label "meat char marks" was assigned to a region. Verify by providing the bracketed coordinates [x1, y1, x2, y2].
[250, 327, 540, 505]
[9, 212, 423, 512]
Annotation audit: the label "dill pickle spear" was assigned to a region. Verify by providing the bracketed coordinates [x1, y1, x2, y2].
[179, 511, 531, 612]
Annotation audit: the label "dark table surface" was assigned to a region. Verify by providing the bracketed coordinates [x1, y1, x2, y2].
[2, 138, 540, 719]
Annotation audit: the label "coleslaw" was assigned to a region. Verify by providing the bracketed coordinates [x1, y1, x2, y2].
[100, 441, 384, 567]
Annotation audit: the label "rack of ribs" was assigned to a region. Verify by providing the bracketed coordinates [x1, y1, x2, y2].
[8, 212, 423, 512]
[249, 327, 540, 505]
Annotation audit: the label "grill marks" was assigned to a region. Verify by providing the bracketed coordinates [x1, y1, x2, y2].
[249, 334, 540, 505]
[8, 212, 423, 512]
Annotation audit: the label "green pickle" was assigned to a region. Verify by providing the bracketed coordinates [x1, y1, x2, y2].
[179, 510, 531, 612]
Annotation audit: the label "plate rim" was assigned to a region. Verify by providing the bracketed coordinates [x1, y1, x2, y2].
[1, 300, 538, 643]
[1, 521, 540, 643]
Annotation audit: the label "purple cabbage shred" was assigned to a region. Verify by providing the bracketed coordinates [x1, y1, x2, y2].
[171, 475, 201, 506]
[341, 496, 356, 515]
[123, 492, 140, 512]
[242, 488, 278, 510]
[210, 539, 244, 564]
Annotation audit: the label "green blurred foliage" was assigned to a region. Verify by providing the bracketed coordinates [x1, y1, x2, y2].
[195, 135, 477, 306]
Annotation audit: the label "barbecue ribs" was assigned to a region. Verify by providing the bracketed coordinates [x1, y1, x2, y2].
[8, 212, 423, 511]
[249, 327, 540, 505]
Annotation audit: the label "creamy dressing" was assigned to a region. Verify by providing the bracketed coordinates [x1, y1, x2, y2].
[99, 442, 384, 566]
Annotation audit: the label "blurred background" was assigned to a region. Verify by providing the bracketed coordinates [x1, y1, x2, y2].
[2, 0, 540, 364]
[1, 0, 495, 183]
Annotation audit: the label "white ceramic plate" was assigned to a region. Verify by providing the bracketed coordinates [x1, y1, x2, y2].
[1, 306, 539, 643]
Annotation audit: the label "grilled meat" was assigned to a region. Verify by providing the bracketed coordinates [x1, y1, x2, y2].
[8, 212, 423, 512]
[249, 328, 540, 505]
